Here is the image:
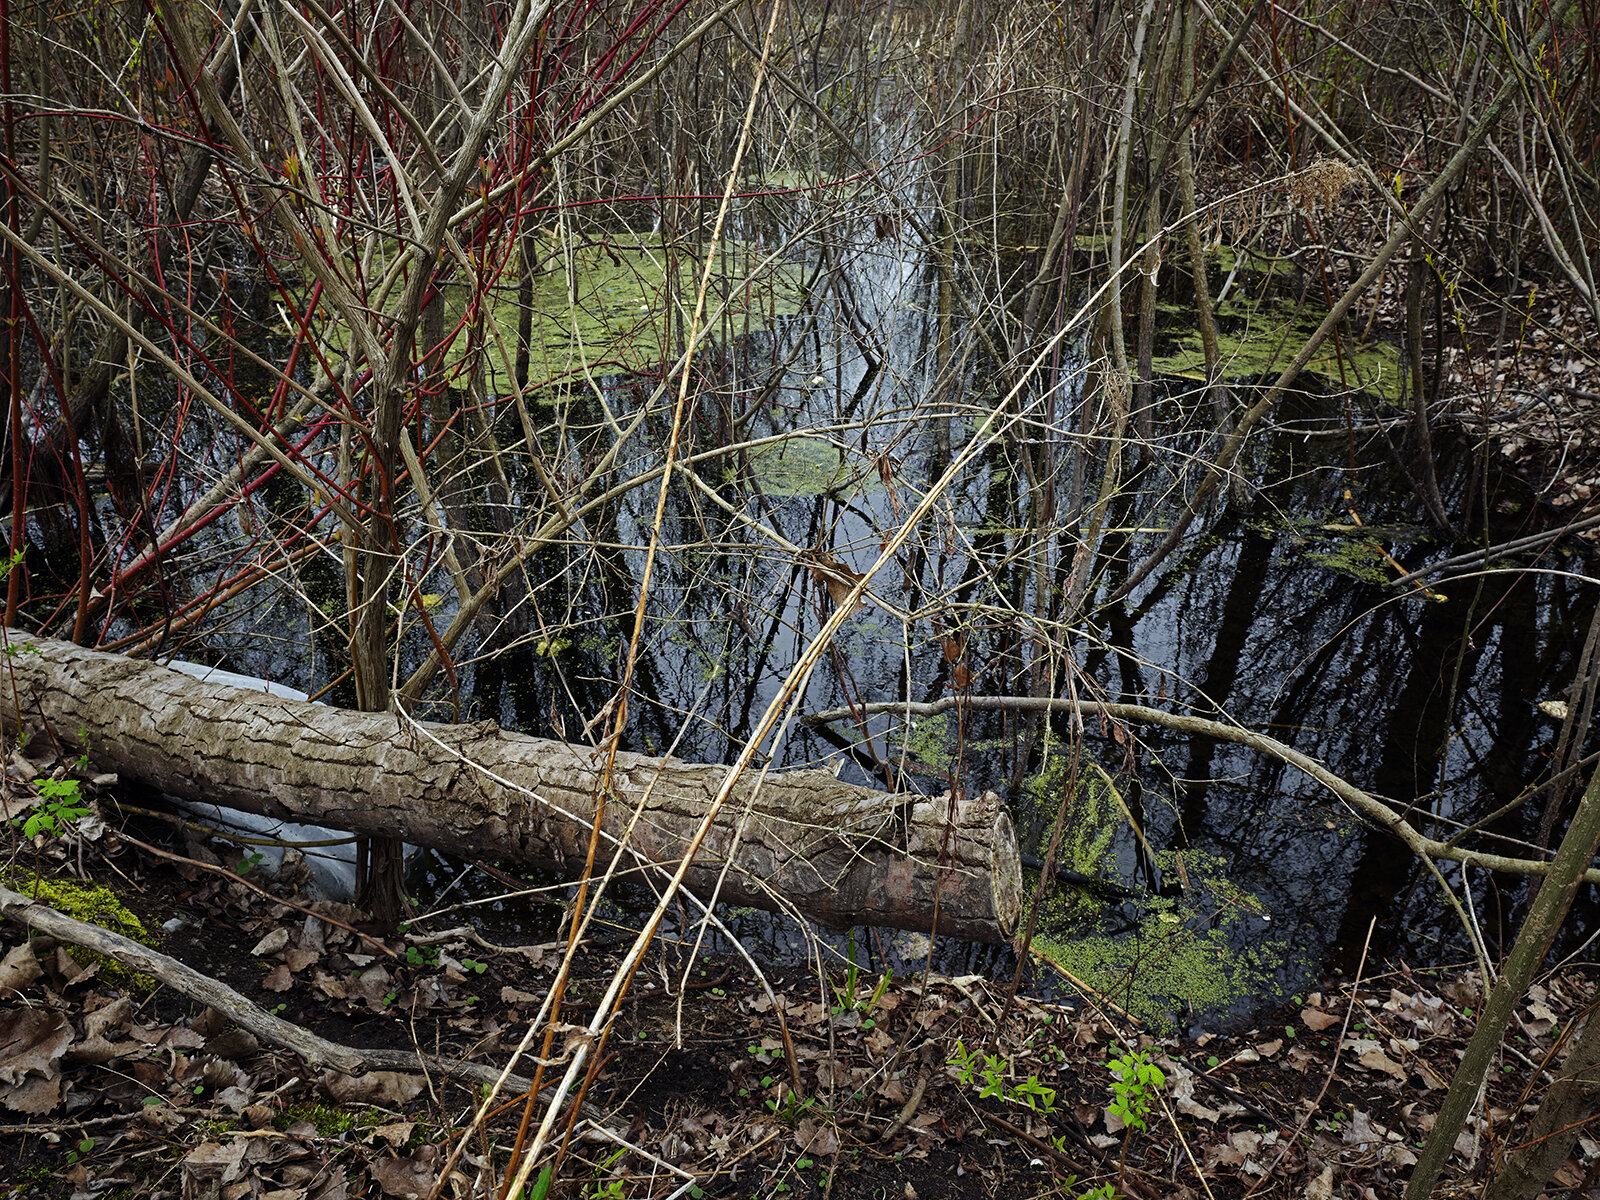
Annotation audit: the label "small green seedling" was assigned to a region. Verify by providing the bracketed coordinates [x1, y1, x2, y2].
[950, 1040, 1058, 1113]
[1106, 1049, 1165, 1133]
[18, 777, 90, 840]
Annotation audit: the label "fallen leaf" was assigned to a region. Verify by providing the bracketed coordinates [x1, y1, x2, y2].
[0, 943, 41, 993]
[1342, 1109, 1388, 1150]
[369, 1122, 417, 1149]
[52, 947, 90, 985]
[206, 1028, 262, 1061]
[1356, 1046, 1407, 1081]
[1176, 1094, 1222, 1122]
[84, 997, 132, 1039]
[1300, 1007, 1340, 1032]
[1206, 1140, 1246, 1168]
[808, 554, 867, 617]
[131, 1023, 205, 1050]
[1524, 1001, 1557, 1038]
[0, 1007, 71, 1084]
[183, 1138, 249, 1196]
[795, 1116, 839, 1156]
[371, 1148, 437, 1199]
[263, 964, 294, 992]
[285, 949, 320, 972]
[1414, 1059, 1448, 1090]
[216, 1086, 253, 1112]
[1303, 1164, 1334, 1200]
[251, 928, 290, 957]
[0, 1073, 61, 1114]
[198, 1056, 249, 1092]
[300, 917, 327, 956]
[321, 1070, 425, 1106]
[353, 965, 393, 1011]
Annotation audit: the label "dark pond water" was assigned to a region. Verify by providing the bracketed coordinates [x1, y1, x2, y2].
[146, 178, 1599, 1033]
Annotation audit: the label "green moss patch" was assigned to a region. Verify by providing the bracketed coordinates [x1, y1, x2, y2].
[1, 869, 157, 989]
[275, 1102, 355, 1136]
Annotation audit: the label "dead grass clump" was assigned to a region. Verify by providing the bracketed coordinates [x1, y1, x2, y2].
[1290, 156, 1364, 211]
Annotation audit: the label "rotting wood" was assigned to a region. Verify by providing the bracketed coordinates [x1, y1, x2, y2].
[0, 631, 1022, 943]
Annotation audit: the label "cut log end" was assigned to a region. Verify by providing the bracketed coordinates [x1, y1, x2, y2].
[990, 809, 1022, 938]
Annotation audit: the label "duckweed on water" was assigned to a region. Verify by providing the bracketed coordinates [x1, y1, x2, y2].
[888, 712, 958, 777]
[310, 234, 805, 382]
[1301, 538, 1394, 586]
[1032, 847, 1285, 1033]
[1152, 276, 1404, 401]
[1037, 916, 1282, 1034]
[742, 437, 888, 499]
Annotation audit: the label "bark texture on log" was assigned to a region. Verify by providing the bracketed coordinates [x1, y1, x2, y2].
[0, 632, 1021, 942]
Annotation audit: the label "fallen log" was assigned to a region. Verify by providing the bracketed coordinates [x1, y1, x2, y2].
[0, 631, 1022, 942]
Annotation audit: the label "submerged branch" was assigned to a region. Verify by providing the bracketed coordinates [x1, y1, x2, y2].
[805, 696, 1600, 885]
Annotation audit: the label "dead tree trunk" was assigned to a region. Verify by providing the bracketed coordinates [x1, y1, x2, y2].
[0, 632, 1022, 943]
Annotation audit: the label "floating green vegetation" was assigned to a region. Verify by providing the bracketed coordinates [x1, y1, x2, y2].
[744, 437, 882, 499]
[1033, 848, 1284, 1034]
[1018, 745, 1122, 913]
[1, 869, 157, 989]
[310, 234, 805, 385]
[887, 712, 957, 777]
[1301, 538, 1393, 586]
[1153, 266, 1403, 401]
[1209, 244, 1296, 279]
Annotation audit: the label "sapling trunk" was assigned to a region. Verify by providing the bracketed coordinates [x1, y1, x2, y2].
[1404, 762, 1600, 1198]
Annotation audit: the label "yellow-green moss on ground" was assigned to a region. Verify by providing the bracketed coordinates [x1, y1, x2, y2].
[274, 1103, 354, 1136]
[1, 868, 157, 989]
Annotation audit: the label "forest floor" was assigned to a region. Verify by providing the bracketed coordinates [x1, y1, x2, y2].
[0, 785, 1597, 1200]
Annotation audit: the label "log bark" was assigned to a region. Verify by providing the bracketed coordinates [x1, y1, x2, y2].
[0, 631, 1022, 943]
